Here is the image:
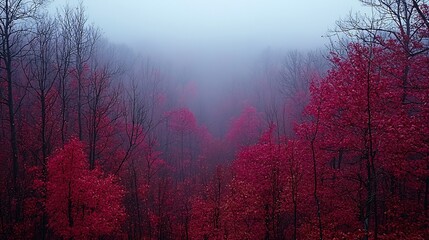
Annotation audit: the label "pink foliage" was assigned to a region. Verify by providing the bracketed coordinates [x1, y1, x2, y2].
[46, 138, 126, 239]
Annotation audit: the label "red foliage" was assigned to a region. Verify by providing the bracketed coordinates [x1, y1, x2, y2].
[46, 138, 126, 239]
[222, 128, 299, 239]
[190, 166, 231, 239]
[297, 42, 429, 238]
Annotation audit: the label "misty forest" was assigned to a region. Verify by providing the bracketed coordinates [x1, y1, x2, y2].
[1, 0, 429, 239]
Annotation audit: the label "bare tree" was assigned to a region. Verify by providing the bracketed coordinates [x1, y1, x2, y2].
[115, 59, 166, 239]
[115, 59, 165, 175]
[59, 2, 99, 141]
[0, 0, 46, 189]
[56, 6, 74, 146]
[21, 17, 58, 239]
[85, 53, 120, 170]
[0, 0, 47, 236]
[23, 16, 58, 167]
[265, 50, 327, 138]
[333, 0, 428, 52]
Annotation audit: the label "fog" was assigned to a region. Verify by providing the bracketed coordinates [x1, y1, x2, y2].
[3, 0, 428, 237]
[50, 0, 364, 63]
[55, 1, 362, 47]
[48, 0, 366, 132]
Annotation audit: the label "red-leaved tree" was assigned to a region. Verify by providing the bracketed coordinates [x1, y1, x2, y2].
[46, 138, 126, 239]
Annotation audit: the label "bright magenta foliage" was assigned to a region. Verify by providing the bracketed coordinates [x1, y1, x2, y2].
[46, 138, 126, 239]
[190, 127, 304, 239]
[190, 166, 231, 239]
[296, 42, 429, 238]
[228, 134, 288, 238]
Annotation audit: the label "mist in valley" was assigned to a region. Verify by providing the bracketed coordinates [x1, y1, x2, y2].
[47, 0, 362, 135]
[1, 0, 428, 239]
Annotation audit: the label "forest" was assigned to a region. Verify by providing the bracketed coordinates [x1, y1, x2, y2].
[0, 0, 428, 239]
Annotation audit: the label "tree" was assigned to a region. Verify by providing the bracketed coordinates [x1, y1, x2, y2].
[56, 5, 74, 146]
[190, 165, 231, 239]
[226, 127, 289, 239]
[115, 59, 164, 175]
[0, 0, 47, 236]
[333, 0, 429, 103]
[46, 138, 126, 239]
[85, 56, 120, 170]
[20, 15, 61, 239]
[165, 108, 200, 180]
[22, 15, 62, 163]
[226, 105, 263, 148]
[59, 3, 99, 141]
[300, 40, 429, 238]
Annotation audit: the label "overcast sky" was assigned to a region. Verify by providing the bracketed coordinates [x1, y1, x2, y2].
[50, 1, 365, 51]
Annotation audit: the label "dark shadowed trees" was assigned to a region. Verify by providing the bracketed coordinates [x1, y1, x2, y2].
[0, 0, 47, 236]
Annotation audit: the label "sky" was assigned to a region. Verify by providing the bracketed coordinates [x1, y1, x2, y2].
[49, 0, 365, 54]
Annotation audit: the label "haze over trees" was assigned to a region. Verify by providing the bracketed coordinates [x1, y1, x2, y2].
[0, 0, 428, 239]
